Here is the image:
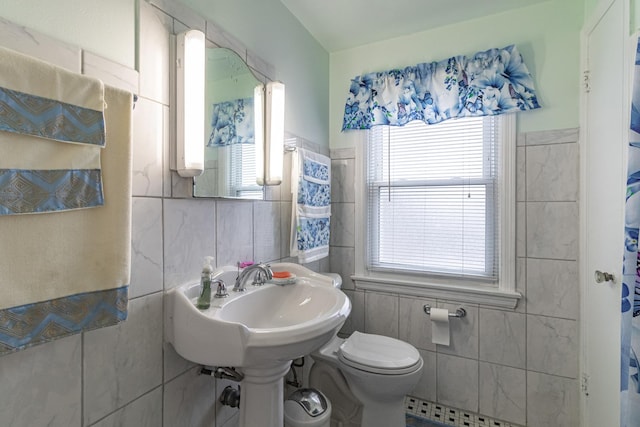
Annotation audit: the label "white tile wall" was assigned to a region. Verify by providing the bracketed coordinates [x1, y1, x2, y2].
[329, 128, 581, 426]
[83, 293, 163, 425]
[0, 335, 82, 427]
[0, 2, 324, 426]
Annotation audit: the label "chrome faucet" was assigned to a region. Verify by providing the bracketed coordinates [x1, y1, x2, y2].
[233, 263, 273, 292]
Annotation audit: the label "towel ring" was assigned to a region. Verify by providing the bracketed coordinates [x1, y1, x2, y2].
[423, 304, 466, 318]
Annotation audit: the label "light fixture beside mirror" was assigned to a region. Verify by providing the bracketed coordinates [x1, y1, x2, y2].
[255, 81, 285, 186]
[173, 29, 285, 191]
[175, 29, 205, 178]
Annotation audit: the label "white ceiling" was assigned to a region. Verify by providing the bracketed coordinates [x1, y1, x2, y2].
[280, 0, 549, 52]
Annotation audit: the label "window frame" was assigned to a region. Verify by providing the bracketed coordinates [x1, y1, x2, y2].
[353, 114, 520, 309]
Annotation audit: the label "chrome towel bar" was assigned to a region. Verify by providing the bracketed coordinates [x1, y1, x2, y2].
[423, 304, 466, 318]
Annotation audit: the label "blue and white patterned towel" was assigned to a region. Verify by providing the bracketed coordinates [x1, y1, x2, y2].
[290, 148, 331, 263]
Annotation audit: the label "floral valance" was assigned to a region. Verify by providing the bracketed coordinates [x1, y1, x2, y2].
[341, 44, 540, 131]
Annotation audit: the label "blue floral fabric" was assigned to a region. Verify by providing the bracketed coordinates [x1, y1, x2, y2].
[290, 148, 331, 263]
[341, 45, 540, 131]
[622, 36, 640, 427]
[208, 97, 255, 146]
[303, 158, 329, 182]
[297, 217, 330, 252]
[297, 178, 330, 208]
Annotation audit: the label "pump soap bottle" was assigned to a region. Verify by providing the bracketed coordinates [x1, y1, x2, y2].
[196, 256, 215, 310]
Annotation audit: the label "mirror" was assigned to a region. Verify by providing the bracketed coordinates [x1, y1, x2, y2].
[194, 47, 264, 199]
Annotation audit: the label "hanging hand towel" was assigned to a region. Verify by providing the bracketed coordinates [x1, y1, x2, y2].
[0, 46, 106, 215]
[290, 148, 331, 263]
[0, 85, 132, 355]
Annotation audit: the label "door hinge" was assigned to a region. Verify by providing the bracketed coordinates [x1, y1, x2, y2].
[583, 70, 591, 93]
[581, 373, 590, 396]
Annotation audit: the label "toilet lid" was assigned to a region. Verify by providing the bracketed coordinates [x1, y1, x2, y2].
[338, 332, 421, 374]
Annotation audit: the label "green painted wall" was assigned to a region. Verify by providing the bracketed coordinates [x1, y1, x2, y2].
[178, 0, 330, 146]
[0, 0, 136, 68]
[330, 0, 584, 148]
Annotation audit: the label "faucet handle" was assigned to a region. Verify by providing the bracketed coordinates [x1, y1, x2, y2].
[252, 271, 267, 286]
[213, 279, 228, 298]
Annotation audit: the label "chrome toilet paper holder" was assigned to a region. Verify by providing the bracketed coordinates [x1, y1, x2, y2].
[423, 304, 466, 318]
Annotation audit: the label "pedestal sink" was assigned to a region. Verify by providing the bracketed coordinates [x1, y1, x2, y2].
[166, 263, 351, 427]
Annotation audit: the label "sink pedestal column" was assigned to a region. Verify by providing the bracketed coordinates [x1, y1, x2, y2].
[238, 362, 291, 427]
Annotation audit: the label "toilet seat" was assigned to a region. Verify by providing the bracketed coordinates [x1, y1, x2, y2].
[337, 332, 421, 375]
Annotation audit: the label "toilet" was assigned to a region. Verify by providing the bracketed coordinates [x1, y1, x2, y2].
[309, 332, 423, 427]
[310, 273, 423, 427]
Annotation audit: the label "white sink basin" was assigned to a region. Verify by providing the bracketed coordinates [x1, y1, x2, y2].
[166, 263, 351, 368]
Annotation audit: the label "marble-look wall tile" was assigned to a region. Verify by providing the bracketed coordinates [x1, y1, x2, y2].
[216, 200, 254, 266]
[339, 289, 365, 336]
[83, 293, 163, 425]
[527, 315, 578, 378]
[138, 1, 171, 104]
[246, 49, 276, 81]
[82, 51, 139, 94]
[436, 353, 479, 413]
[171, 171, 194, 198]
[527, 371, 579, 427]
[330, 147, 356, 160]
[364, 292, 399, 338]
[148, 0, 206, 32]
[0, 335, 81, 427]
[527, 202, 578, 260]
[0, 17, 80, 71]
[91, 387, 162, 427]
[332, 158, 356, 203]
[163, 198, 216, 289]
[515, 257, 527, 314]
[205, 21, 247, 60]
[164, 340, 196, 383]
[264, 183, 282, 202]
[526, 143, 578, 202]
[281, 201, 293, 258]
[132, 97, 164, 197]
[478, 309, 526, 369]
[130, 197, 163, 298]
[436, 302, 478, 360]
[329, 246, 355, 290]
[516, 202, 526, 257]
[280, 151, 294, 202]
[479, 362, 526, 425]
[527, 258, 579, 319]
[516, 146, 526, 202]
[163, 366, 216, 427]
[330, 203, 355, 247]
[399, 296, 437, 351]
[253, 201, 281, 263]
[412, 350, 437, 402]
[525, 128, 579, 146]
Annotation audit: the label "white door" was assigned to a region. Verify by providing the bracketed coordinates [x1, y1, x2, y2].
[581, 0, 628, 425]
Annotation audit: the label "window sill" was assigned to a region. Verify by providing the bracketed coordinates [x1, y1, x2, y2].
[352, 275, 521, 310]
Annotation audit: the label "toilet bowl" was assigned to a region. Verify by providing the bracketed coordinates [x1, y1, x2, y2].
[309, 331, 423, 427]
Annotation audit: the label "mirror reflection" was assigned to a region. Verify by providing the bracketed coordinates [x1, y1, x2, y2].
[194, 47, 263, 199]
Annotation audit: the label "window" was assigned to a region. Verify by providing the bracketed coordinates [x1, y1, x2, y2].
[354, 114, 519, 308]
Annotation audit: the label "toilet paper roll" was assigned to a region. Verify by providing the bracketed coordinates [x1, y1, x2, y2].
[430, 308, 450, 346]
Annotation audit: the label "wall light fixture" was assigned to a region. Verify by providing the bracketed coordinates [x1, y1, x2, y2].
[255, 81, 285, 186]
[175, 29, 205, 177]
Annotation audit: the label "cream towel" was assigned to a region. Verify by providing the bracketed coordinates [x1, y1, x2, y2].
[0, 85, 132, 310]
[0, 45, 104, 117]
[0, 46, 107, 215]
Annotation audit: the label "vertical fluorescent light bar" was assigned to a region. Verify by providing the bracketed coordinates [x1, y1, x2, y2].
[254, 84, 265, 186]
[176, 29, 205, 177]
[265, 81, 285, 185]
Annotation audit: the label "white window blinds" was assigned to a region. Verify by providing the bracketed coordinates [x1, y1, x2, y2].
[366, 116, 501, 282]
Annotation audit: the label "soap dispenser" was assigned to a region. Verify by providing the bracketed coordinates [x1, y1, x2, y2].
[196, 256, 215, 310]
